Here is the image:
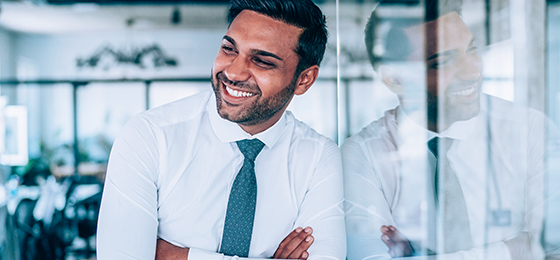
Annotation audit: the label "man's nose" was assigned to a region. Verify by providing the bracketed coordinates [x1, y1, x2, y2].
[224, 56, 251, 83]
[456, 53, 482, 81]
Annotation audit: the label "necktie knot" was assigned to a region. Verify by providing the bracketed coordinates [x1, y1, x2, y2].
[427, 137, 454, 159]
[237, 139, 265, 161]
[427, 137, 439, 158]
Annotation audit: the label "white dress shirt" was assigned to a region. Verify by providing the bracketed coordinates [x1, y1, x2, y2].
[97, 90, 346, 260]
[343, 94, 560, 260]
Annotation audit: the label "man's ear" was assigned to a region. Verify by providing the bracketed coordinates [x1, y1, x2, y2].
[294, 65, 319, 96]
[379, 65, 404, 94]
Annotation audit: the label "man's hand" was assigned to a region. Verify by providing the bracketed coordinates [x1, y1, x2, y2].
[380, 225, 414, 258]
[155, 238, 190, 260]
[273, 227, 314, 259]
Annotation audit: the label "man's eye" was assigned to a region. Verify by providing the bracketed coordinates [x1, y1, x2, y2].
[429, 58, 453, 69]
[253, 57, 275, 68]
[222, 45, 236, 54]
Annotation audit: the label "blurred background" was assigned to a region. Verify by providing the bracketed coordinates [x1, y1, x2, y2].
[0, 0, 557, 259]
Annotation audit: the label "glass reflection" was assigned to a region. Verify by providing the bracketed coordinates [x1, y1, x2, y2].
[342, 0, 560, 259]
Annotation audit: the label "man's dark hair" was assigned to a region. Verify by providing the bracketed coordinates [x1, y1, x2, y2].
[364, 0, 463, 68]
[228, 0, 328, 76]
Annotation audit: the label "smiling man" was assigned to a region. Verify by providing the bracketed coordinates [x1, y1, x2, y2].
[96, 0, 346, 259]
[343, 0, 560, 259]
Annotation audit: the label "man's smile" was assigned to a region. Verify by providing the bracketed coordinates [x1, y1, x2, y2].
[216, 72, 261, 104]
[445, 78, 481, 103]
[448, 86, 476, 96]
[225, 85, 256, 97]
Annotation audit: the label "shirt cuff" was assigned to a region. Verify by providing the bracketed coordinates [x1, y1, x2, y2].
[188, 248, 226, 260]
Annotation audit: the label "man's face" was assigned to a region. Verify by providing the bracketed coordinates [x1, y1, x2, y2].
[211, 10, 302, 131]
[402, 12, 483, 127]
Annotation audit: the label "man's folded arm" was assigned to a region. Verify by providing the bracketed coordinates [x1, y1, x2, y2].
[157, 227, 315, 260]
[292, 140, 346, 260]
[341, 138, 518, 260]
[342, 138, 396, 260]
[97, 115, 161, 260]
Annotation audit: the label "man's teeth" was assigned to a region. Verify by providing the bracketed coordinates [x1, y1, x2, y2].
[450, 87, 475, 96]
[226, 86, 255, 97]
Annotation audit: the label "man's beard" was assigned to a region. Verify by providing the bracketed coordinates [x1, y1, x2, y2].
[211, 71, 298, 126]
[426, 81, 481, 131]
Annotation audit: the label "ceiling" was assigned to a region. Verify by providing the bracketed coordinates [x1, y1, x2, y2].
[45, 0, 230, 4]
[0, 0, 483, 36]
[0, 1, 230, 34]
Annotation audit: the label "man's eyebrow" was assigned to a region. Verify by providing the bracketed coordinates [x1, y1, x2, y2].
[251, 49, 283, 61]
[426, 49, 459, 61]
[222, 35, 283, 61]
[426, 37, 476, 61]
[223, 35, 236, 45]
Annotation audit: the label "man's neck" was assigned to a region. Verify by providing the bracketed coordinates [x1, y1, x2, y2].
[238, 109, 285, 136]
[403, 110, 452, 133]
[427, 120, 453, 133]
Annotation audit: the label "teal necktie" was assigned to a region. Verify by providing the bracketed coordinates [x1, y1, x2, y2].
[220, 139, 265, 257]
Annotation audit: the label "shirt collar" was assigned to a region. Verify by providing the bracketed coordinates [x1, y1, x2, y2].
[396, 105, 477, 143]
[207, 91, 286, 149]
[437, 115, 477, 141]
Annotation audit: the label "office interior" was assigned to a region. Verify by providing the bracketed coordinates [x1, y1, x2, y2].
[0, 0, 558, 259]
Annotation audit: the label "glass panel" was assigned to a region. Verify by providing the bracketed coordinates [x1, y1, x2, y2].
[77, 83, 145, 164]
[0, 83, 73, 163]
[288, 79, 338, 141]
[149, 81, 208, 109]
[341, 0, 560, 259]
[546, 2, 560, 256]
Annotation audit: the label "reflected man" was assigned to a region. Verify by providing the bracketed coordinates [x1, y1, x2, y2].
[97, 0, 346, 259]
[343, 0, 560, 259]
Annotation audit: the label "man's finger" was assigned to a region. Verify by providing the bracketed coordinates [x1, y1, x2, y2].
[382, 234, 404, 257]
[381, 234, 396, 247]
[279, 227, 313, 259]
[381, 226, 404, 257]
[381, 225, 414, 257]
[388, 225, 414, 256]
[381, 225, 391, 234]
[388, 225, 406, 243]
[273, 227, 304, 258]
[276, 227, 313, 259]
[155, 238, 190, 260]
[287, 235, 314, 259]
